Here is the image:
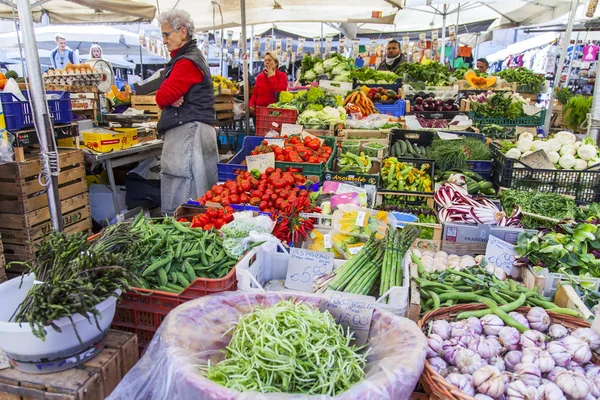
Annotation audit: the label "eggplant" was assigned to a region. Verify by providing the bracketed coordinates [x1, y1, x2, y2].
[413, 104, 424, 112]
[446, 98, 455, 106]
[428, 92, 436, 99]
[417, 91, 426, 98]
[415, 97, 424, 105]
[451, 104, 460, 111]
[426, 97, 434, 103]
[436, 106, 444, 112]
[443, 104, 453, 111]
[435, 99, 444, 107]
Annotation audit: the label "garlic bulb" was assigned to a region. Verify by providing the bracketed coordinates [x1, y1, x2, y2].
[507, 380, 538, 399]
[584, 363, 600, 378]
[555, 370, 591, 399]
[482, 314, 505, 336]
[445, 373, 475, 397]
[563, 335, 592, 364]
[498, 326, 521, 351]
[547, 341, 572, 367]
[520, 330, 545, 349]
[504, 350, 523, 372]
[467, 316, 483, 336]
[522, 349, 555, 373]
[442, 339, 466, 365]
[451, 320, 471, 338]
[455, 348, 484, 375]
[475, 395, 495, 400]
[427, 333, 444, 358]
[547, 367, 567, 383]
[428, 357, 449, 377]
[537, 382, 567, 400]
[468, 336, 496, 360]
[548, 324, 568, 341]
[431, 319, 452, 340]
[589, 374, 600, 398]
[514, 362, 542, 387]
[486, 336, 503, 355]
[508, 312, 530, 330]
[488, 355, 506, 372]
[572, 328, 600, 351]
[526, 307, 550, 332]
[472, 365, 506, 399]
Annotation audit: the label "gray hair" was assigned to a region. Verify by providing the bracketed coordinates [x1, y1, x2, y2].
[158, 10, 194, 42]
[55, 33, 66, 41]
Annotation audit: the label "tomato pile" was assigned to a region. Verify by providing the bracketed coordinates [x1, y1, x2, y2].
[249, 135, 333, 164]
[178, 207, 235, 230]
[197, 168, 316, 214]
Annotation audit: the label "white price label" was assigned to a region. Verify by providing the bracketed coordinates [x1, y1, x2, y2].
[285, 248, 334, 292]
[245, 152, 275, 174]
[355, 211, 367, 227]
[324, 234, 332, 249]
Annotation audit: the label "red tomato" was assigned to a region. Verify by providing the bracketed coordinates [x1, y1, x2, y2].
[229, 194, 240, 204]
[268, 201, 274, 207]
[275, 198, 285, 208]
[240, 180, 251, 192]
[299, 190, 308, 197]
[251, 190, 262, 198]
[270, 193, 278, 201]
[240, 193, 249, 203]
[265, 167, 275, 175]
[212, 186, 224, 195]
[221, 198, 230, 206]
[265, 189, 274, 195]
[261, 194, 271, 202]
[279, 190, 289, 199]
[287, 195, 297, 203]
[259, 201, 269, 211]
[212, 196, 222, 203]
[249, 197, 261, 206]
[203, 223, 214, 230]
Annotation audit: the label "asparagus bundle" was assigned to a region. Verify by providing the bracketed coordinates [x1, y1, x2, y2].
[380, 225, 421, 297]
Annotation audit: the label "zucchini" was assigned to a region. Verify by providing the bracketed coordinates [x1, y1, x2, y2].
[395, 142, 402, 156]
[403, 153, 414, 158]
[413, 143, 421, 155]
[399, 140, 407, 155]
[470, 171, 485, 181]
[419, 146, 427, 157]
[426, 146, 432, 158]
[406, 140, 414, 154]
[467, 182, 480, 194]
[478, 181, 493, 189]
[482, 187, 496, 195]
[390, 143, 396, 157]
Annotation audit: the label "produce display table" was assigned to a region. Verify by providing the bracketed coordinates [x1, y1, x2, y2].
[0, 330, 138, 400]
[84, 140, 163, 216]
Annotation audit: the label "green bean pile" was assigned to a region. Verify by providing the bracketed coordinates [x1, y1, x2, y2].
[9, 223, 145, 341]
[200, 299, 367, 396]
[412, 254, 580, 318]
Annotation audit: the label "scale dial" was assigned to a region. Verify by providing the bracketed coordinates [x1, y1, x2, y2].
[86, 59, 114, 93]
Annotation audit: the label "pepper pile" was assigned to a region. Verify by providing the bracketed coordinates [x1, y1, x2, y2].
[272, 197, 319, 244]
[249, 135, 333, 164]
[178, 207, 235, 230]
[381, 157, 433, 193]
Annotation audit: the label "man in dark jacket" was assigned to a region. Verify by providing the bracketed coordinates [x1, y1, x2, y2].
[377, 40, 407, 72]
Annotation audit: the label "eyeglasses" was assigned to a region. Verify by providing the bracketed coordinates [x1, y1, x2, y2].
[162, 29, 178, 39]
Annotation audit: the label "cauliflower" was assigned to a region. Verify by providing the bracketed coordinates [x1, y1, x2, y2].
[559, 144, 576, 156]
[559, 154, 576, 169]
[555, 131, 576, 146]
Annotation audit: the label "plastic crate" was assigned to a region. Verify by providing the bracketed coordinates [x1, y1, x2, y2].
[468, 160, 493, 181]
[111, 266, 237, 353]
[540, 271, 600, 298]
[353, 79, 402, 92]
[375, 100, 406, 117]
[469, 109, 547, 127]
[0, 91, 72, 131]
[255, 106, 298, 136]
[389, 129, 435, 161]
[235, 242, 410, 316]
[275, 136, 337, 178]
[491, 142, 600, 204]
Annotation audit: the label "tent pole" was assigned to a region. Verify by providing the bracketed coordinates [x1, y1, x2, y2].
[544, 0, 579, 134]
[440, 4, 447, 65]
[15, 0, 63, 232]
[589, 45, 600, 142]
[241, 0, 250, 136]
[221, 27, 225, 76]
[139, 24, 144, 79]
[564, 31, 580, 89]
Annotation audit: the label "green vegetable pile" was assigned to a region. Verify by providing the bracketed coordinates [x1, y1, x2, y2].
[563, 94, 593, 130]
[555, 87, 574, 106]
[435, 170, 495, 196]
[412, 254, 580, 317]
[297, 105, 347, 128]
[270, 87, 343, 114]
[451, 66, 487, 80]
[349, 68, 399, 84]
[374, 205, 438, 240]
[431, 137, 490, 172]
[470, 92, 526, 119]
[479, 125, 516, 140]
[299, 53, 354, 84]
[8, 223, 145, 341]
[200, 299, 367, 396]
[499, 189, 578, 229]
[496, 67, 545, 93]
[396, 62, 451, 86]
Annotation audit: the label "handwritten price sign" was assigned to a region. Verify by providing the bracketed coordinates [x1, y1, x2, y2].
[320, 291, 375, 346]
[284, 248, 334, 291]
[245, 152, 275, 174]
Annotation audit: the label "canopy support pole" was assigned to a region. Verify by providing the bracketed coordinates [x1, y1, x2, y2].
[455, 4, 460, 62]
[16, 0, 63, 232]
[440, 4, 447, 65]
[589, 46, 600, 142]
[544, 0, 579, 134]
[241, 0, 250, 136]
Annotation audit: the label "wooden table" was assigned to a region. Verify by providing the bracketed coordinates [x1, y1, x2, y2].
[0, 330, 138, 400]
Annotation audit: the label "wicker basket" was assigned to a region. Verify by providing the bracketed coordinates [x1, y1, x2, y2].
[417, 304, 594, 400]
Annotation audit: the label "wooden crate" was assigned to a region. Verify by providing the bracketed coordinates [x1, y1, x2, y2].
[0, 236, 5, 284]
[0, 330, 138, 400]
[553, 282, 594, 320]
[0, 150, 87, 214]
[131, 95, 161, 121]
[215, 94, 234, 121]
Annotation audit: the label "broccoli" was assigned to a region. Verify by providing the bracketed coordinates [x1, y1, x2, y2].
[278, 91, 294, 103]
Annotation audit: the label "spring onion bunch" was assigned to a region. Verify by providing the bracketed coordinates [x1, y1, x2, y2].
[200, 299, 367, 395]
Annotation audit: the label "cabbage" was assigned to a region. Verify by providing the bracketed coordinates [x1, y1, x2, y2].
[559, 154, 576, 169]
[333, 72, 352, 82]
[574, 159, 588, 170]
[323, 57, 340, 72]
[302, 70, 317, 83]
[313, 62, 325, 75]
[559, 144, 576, 156]
[332, 62, 350, 76]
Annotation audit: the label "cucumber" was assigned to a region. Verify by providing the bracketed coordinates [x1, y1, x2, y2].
[426, 146, 432, 158]
[442, 171, 453, 180]
[403, 153, 414, 158]
[399, 140, 407, 155]
[482, 187, 496, 196]
[467, 182, 480, 194]
[395, 142, 402, 156]
[406, 140, 415, 154]
[390, 143, 396, 157]
[478, 181, 493, 189]
[413, 143, 421, 155]
[470, 171, 485, 181]
[419, 146, 427, 157]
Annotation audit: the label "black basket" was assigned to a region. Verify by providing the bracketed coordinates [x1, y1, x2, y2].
[352, 78, 402, 92]
[491, 142, 600, 204]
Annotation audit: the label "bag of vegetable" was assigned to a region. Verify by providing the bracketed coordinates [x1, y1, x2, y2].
[108, 292, 427, 400]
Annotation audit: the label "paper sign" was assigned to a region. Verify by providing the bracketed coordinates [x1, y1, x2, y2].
[301, 131, 324, 145]
[285, 248, 334, 292]
[520, 150, 556, 170]
[320, 291, 375, 346]
[335, 183, 367, 195]
[245, 152, 275, 174]
[485, 235, 517, 275]
[348, 245, 364, 255]
[0, 349, 10, 370]
[355, 211, 367, 227]
[324, 234, 332, 249]
[280, 123, 304, 135]
[515, 126, 536, 137]
[265, 138, 285, 147]
[437, 131, 463, 140]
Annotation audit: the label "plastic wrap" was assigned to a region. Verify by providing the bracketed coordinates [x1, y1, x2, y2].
[0, 134, 14, 164]
[108, 291, 427, 400]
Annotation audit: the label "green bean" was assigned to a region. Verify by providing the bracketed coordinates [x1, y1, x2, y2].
[457, 293, 528, 319]
[426, 290, 440, 309]
[477, 297, 530, 334]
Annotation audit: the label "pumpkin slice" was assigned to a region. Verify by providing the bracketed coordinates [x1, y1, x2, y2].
[465, 70, 497, 88]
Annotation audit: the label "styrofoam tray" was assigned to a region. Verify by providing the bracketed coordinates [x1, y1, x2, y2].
[236, 242, 410, 316]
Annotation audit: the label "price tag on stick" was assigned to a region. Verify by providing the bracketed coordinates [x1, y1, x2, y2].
[320, 291, 375, 346]
[245, 152, 275, 174]
[284, 248, 334, 292]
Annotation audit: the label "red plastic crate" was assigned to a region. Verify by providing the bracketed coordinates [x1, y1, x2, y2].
[255, 106, 298, 136]
[111, 267, 238, 354]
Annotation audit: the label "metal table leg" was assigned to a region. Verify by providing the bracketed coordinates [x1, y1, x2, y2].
[105, 158, 121, 216]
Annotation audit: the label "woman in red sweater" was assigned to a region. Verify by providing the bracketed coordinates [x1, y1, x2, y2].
[249, 52, 288, 114]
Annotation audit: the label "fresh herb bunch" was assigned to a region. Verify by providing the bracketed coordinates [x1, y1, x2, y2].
[563, 95, 593, 130]
[496, 67, 545, 93]
[499, 189, 578, 229]
[9, 223, 145, 342]
[396, 62, 451, 86]
[555, 87, 574, 106]
[431, 137, 491, 172]
[349, 67, 399, 84]
[479, 124, 516, 140]
[470, 92, 525, 119]
[200, 299, 367, 396]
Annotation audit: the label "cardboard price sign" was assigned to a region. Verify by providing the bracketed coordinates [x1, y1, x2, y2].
[320, 291, 375, 346]
[284, 248, 334, 292]
[280, 123, 304, 135]
[245, 152, 275, 174]
[520, 150, 555, 170]
[485, 235, 517, 275]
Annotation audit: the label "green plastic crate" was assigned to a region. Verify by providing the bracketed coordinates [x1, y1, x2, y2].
[469, 109, 546, 127]
[275, 136, 337, 180]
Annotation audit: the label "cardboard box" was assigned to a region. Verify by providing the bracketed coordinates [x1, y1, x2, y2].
[113, 127, 139, 147]
[441, 222, 535, 256]
[82, 129, 130, 153]
[553, 283, 593, 320]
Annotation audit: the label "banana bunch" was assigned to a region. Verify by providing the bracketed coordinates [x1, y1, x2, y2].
[338, 152, 372, 173]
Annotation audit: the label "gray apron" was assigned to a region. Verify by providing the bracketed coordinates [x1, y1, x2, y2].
[160, 121, 218, 214]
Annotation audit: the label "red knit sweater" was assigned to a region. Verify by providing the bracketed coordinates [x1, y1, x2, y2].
[249, 70, 288, 108]
[155, 50, 204, 109]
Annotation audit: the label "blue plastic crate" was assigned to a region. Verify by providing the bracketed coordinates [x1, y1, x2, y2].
[217, 136, 263, 182]
[467, 160, 493, 181]
[0, 91, 72, 131]
[375, 100, 406, 117]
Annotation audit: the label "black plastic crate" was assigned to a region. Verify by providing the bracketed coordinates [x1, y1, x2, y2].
[409, 111, 468, 120]
[491, 142, 600, 204]
[353, 79, 402, 92]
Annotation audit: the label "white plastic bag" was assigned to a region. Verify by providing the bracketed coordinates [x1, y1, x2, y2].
[0, 134, 14, 164]
[108, 292, 427, 400]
